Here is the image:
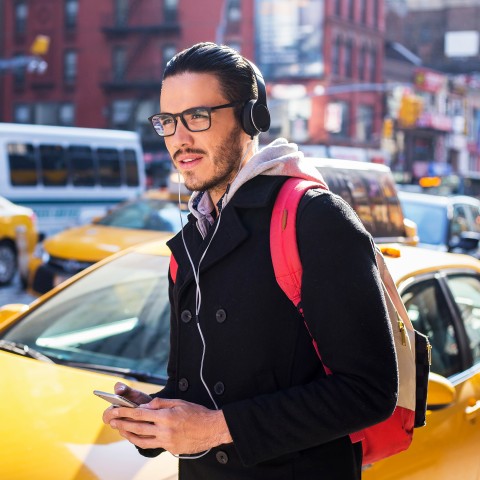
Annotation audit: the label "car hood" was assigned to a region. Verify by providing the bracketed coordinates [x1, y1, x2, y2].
[0, 350, 178, 479]
[44, 225, 174, 262]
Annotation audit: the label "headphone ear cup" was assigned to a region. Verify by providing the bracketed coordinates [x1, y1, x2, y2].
[241, 100, 258, 137]
[252, 103, 271, 133]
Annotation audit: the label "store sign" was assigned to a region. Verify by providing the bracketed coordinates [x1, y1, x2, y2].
[255, 0, 324, 79]
[414, 68, 446, 93]
[416, 112, 452, 132]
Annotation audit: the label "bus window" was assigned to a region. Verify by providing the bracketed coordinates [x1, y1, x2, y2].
[7, 143, 38, 186]
[40, 145, 68, 186]
[69, 146, 96, 187]
[98, 148, 121, 186]
[124, 149, 139, 187]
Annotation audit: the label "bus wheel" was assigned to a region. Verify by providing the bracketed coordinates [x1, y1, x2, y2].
[0, 242, 17, 286]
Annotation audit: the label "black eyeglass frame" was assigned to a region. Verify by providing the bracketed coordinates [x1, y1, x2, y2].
[148, 101, 243, 137]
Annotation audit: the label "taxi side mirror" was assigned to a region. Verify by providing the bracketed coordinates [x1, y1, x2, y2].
[427, 372, 456, 410]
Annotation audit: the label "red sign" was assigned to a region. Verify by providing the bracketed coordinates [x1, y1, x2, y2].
[414, 68, 446, 93]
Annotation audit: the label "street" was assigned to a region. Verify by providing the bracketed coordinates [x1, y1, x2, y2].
[0, 274, 35, 306]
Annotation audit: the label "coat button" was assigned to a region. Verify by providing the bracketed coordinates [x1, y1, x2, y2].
[214, 381, 225, 395]
[181, 310, 192, 323]
[216, 450, 229, 464]
[215, 308, 227, 323]
[178, 378, 189, 392]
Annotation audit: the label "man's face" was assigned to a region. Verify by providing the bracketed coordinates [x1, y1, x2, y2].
[161, 72, 249, 199]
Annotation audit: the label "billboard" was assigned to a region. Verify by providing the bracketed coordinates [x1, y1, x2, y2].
[255, 0, 324, 79]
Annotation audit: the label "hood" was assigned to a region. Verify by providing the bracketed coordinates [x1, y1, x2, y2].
[188, 138, 328, 217]
[44, 224, 172, 262]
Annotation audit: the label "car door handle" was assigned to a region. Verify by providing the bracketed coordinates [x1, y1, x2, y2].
[465, 399, 480, 420]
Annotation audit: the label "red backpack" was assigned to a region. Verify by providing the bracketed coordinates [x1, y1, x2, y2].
[169, 177, 431, 466]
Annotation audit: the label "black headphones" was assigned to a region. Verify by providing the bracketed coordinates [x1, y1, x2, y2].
[241, 61, 271, 138]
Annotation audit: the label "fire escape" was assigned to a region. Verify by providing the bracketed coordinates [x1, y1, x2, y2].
[101, 0, 180, 143]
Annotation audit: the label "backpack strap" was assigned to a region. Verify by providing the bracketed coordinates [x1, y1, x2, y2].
[270, 177, 365, 444]
[169, 254, 178, 283]
[270, 178, 326, 312]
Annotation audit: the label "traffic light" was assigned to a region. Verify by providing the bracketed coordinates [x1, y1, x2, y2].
[382, 118, 394, 139]
[398, 95, 423, 128]
[30, 35, 50, 56]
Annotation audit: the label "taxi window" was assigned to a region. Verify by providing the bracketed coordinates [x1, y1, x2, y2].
[402, 278, 462, 377]
[445, 274, 480, 366]
[98, 148, 121, 186]
[69, 145, 96, 186]
[39, 144, 68, 186]
[7, 142, 38, 186]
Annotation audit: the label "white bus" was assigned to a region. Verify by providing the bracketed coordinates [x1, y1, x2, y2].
[0, 123, 146, 236]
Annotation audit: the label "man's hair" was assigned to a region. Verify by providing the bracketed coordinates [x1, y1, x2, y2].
[162, 42, 257, 120]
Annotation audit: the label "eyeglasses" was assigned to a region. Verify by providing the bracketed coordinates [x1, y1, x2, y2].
[148, 101, 242, 137]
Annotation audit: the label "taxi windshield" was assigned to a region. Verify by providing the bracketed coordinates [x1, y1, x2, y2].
[1, 252, 171, 383]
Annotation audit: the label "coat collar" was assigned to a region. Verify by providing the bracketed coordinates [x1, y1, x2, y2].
[167, 175, 286, 292]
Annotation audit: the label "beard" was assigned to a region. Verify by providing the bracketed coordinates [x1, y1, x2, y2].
[178, 125, 244, 195]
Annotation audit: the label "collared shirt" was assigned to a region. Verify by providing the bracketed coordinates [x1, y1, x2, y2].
[192, 191, 226, 238]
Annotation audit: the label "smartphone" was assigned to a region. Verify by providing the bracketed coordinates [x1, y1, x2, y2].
[93, 390, 139, 408]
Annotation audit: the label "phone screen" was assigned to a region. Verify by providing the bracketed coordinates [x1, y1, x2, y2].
[93, 390, 139, 408]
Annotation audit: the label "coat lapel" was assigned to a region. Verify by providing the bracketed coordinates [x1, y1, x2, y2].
[167, 175, 286, 297]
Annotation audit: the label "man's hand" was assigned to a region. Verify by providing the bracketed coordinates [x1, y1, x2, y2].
[104, 397, 233, 455]
[112, 382, 152, 405]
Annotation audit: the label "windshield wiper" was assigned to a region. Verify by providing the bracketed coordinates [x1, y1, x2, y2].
[59, 361, 166, 384]
[0, 340, 55, 363]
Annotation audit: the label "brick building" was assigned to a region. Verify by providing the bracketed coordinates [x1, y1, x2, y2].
[1, 0, 387, 161]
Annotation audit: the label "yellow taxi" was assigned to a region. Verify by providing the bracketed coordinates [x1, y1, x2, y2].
[0, 195, 39, 286]
[1, 239, 479, 479]
[28, 189, 188, 296]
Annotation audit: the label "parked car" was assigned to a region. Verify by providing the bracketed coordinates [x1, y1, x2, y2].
[28, 189, 188, 295]
[0, 195, 39, 286]
[399, 191, 480, 257]
[1, 238, 480, 479]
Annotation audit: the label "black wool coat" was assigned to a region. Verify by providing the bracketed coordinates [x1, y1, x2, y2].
[140, 175, 398, 480]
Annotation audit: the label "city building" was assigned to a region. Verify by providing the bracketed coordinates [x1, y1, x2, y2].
[1, 0, 389, 165]
[0, 0, 225, 161]
[385, 0, 480, 178]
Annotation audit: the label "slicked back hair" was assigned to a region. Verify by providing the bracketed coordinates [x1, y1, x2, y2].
[162, 42, 257, 122]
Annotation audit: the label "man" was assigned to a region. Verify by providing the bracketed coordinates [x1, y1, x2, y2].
[103, 42, 398, 479]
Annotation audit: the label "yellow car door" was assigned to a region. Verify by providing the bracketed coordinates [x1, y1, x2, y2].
[364, 271, 480, 480]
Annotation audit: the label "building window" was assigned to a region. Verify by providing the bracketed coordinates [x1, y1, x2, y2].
[64, 50, 77, 83]
[344, 39, 353, 78]
[164, 0, 178, 22]
[112, 99, 133, 129]
[370, 47, 377, 82]
[335, 0, 342, 16]
[332, 36, 341, 76]
[162, 45, 176, 70]
[13, 104, 31, 123]
[65, 0, 78, 30]
[359, 44, 368, 80]
[113, 47, 127, 81]
[359, 0, 367, 24]
[14, 1, 28, 35]
[34, 103, 57, 125]
[59, 103, 75, 126]
[347, 0, 354, 21]
[326, 101, 350, 138]
[115, 0, 128, 26]
[356, 105, 374, 141]
[372, 0, 379, 27]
